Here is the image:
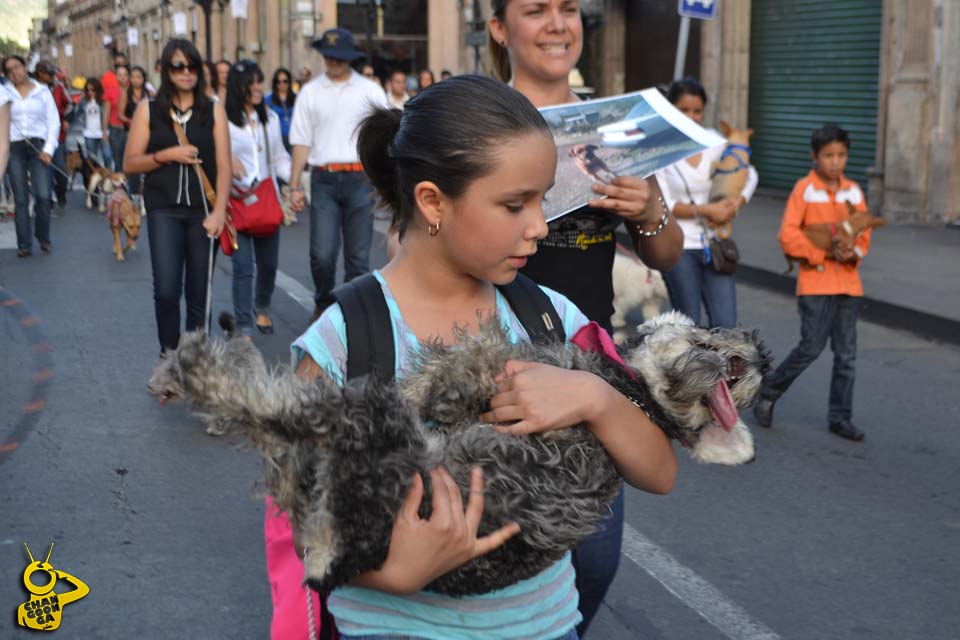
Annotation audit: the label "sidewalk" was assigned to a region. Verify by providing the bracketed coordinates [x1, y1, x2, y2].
[731, 193, 960, 345]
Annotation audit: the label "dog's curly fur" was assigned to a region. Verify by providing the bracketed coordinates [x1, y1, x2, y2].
[148, 312, 769, 596]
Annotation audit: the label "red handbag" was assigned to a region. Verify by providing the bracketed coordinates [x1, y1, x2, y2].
[229, 117, 284, 237]
[229, 176, 283, 237]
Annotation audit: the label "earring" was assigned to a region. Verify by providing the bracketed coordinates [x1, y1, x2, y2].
[427, 220, 441, 236]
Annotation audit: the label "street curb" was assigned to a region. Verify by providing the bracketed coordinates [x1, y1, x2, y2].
[736, 264, 960, 346]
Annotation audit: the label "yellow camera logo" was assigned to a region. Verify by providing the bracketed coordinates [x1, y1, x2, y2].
[17, 542, 89, 632]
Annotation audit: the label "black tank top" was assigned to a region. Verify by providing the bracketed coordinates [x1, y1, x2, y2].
[143, 100, 217, 213]
[520, 206, 620, 333]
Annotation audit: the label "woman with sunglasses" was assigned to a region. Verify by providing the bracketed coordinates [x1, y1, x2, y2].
[487, 0, 683, 633]
[124, 38, 230, 370]
[265, 67, 296, 151]
[225, 60, 291, 339]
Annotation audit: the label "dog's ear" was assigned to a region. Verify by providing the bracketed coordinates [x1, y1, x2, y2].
[719, 120, 732, 137]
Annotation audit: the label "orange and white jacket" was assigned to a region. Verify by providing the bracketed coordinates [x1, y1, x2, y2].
[779, 170, 871, 297]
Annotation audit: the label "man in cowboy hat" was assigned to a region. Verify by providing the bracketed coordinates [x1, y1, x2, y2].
[288, 28, 388, 320]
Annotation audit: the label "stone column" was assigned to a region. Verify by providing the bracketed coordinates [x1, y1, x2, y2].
[699, 0, 751, 129]
[428, 0, 461, 75]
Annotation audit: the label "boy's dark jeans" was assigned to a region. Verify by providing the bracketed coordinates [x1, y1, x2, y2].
[760, 294, 861, 424]
[146, 207, 214, 352]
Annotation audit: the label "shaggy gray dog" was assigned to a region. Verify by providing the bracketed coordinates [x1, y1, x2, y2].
[148, 311, 769, 596]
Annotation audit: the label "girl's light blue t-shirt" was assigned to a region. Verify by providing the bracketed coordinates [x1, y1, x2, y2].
[291, 271, 590, 640]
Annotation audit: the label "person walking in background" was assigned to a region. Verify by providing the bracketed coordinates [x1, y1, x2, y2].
[417, 68, 435, 92]
[487, 0, 683, 633]
[215, 60, 230, 103]
[265, 67, 296, 152]
[385, 69, 409, 109]
[123, 38, 229, 366]
[296, 66, 312, 91]
[34, 61, 71, 209]
[287, 28, 389, 320]
[118, 65, 154, 204]
[753, 124, 871, 442]
[3, 54, 60, 257]
[440, 69, 453, 80]
[225, 60, 291, 338]
[77, 78, 112, 169]
[104, 64, 130, 173]
[655, 77, 758, 328]
[359, 63, 381, 88]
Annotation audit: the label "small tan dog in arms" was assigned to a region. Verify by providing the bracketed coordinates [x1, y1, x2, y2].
[708, 120, 755, 239]
[784, 201, 885, 273]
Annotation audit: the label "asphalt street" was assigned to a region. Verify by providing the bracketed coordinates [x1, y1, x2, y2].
[1, 191, 958, 639]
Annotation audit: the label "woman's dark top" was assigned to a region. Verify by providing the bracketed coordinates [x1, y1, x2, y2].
[521, 206, 621, 333]
[124, 90, 142, 126]
[143, 100, 217, 213]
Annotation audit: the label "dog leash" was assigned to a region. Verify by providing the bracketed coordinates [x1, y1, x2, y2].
[7, 117, 122, 205]
[170, 108, 217, 334]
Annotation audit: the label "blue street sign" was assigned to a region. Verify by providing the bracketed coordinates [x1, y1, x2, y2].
[678, 0, 718, 20]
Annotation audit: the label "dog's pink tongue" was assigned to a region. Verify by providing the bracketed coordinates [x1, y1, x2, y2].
[708, 380, 738, 432]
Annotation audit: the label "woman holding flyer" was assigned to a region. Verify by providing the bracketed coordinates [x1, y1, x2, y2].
[488, 0, 683, 633]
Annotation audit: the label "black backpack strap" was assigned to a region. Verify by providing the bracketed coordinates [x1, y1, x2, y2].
[497, 273, 566, 344]
[331, 273, 396, 382]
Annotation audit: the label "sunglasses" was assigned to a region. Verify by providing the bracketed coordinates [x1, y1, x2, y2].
[277, 79, 290, 84]
[168, 62, 199, 74]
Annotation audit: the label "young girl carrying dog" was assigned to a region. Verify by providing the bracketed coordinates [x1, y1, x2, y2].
[271, 75, 677, 640]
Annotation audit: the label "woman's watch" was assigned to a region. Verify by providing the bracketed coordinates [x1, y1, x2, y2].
[290, 185, 305, 193]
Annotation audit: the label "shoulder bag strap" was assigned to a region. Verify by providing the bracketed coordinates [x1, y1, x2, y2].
[332, 273, 395, 383]
[170, 116, 217, 208]
[496, 273, 566, 344]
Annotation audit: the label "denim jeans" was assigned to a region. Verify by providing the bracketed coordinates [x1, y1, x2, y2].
[84, 136, 113, 169]
[572, 484, 624, 634]
[339, 630, 578, 640]
[146, 207, 215, 352]
[9, 139, 52, 251]
[231, 230, 280, 335]
[760, 295, 860, 424]
[308, 169, 374, 309]
[662, 249, 737, 328]
[109, 126, 127, 172]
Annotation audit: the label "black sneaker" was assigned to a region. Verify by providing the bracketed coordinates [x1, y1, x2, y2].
[752, 397, 775, 428]
[829, 421, 865, 442]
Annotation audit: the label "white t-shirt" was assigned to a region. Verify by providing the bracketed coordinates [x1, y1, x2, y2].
[288, 70, 389, 166]
[227, 110, 292, 190]
[83, 101, 103, 139]
[655, 128, 759, 250]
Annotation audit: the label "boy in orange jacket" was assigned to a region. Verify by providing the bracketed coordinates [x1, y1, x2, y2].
[753, 124, 871, 441]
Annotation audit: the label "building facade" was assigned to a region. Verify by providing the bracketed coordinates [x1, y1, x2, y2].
[29, 1, 955, 225]
[701, 0, 959, 224]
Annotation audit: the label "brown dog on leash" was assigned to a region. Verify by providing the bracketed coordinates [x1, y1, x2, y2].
[65, 150, 84, 190]
[105, 184, 141, 262]
[784, 201, 885, 273]
[85, 160, 125, 213]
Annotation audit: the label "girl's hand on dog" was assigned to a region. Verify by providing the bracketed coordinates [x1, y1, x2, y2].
[164, 144, 203, 165]
[481, 361, 603, 436]
[358, 467, 521, 594]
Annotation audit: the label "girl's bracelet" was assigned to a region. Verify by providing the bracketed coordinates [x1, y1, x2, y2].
[635, 195, 670, 238]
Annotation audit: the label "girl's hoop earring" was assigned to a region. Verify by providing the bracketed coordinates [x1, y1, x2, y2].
[427, 220, 441, 236]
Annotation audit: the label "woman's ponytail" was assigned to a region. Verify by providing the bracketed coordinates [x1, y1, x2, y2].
[357, 107, 404, 232]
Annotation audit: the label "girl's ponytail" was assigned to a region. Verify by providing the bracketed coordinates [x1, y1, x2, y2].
[357, 108, 404, 232]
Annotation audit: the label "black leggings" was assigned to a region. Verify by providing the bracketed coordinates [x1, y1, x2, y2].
[146, 207, 214, 352]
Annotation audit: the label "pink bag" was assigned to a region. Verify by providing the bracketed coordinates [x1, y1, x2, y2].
[264, 498, 337, 640]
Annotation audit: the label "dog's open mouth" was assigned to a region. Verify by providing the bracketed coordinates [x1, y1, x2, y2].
[707, 356, 747, 432]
